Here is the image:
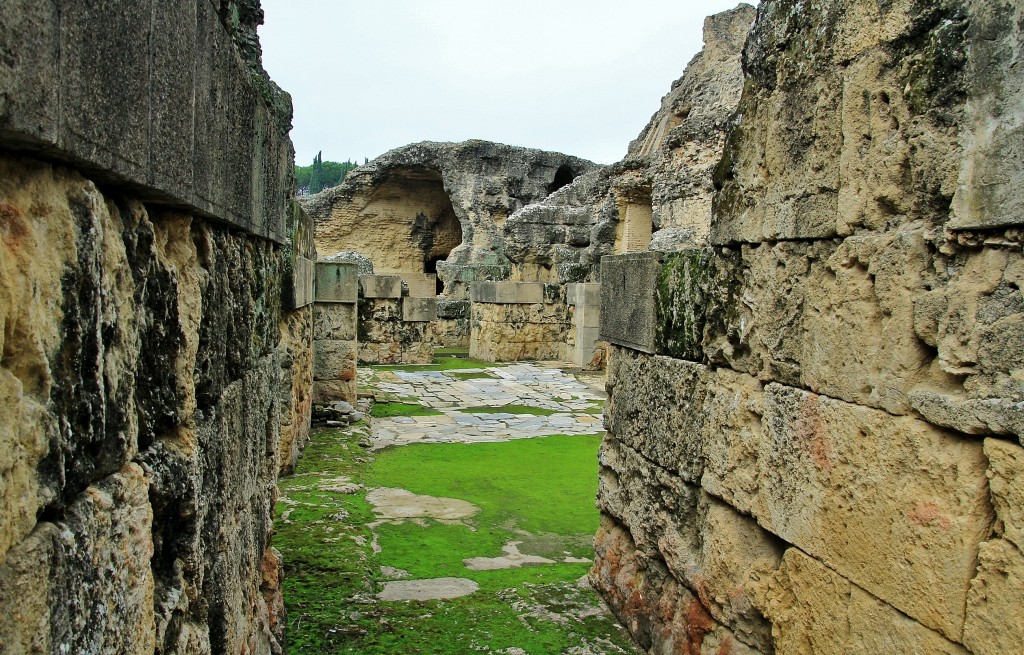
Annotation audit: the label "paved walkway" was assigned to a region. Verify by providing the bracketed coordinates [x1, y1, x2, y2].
[363, 362, 607, 448]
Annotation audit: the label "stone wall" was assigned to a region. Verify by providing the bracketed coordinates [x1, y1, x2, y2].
[593, 1, 1023, 654]
[0, 2, 305, 653]
[469, 282, 572, 362]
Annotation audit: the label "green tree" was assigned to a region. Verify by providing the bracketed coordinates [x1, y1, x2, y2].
[309, 151, 324, 194]
[294, 154, 361, 195]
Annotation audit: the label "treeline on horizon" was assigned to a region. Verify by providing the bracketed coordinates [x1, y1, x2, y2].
[295, 151, 367, 195]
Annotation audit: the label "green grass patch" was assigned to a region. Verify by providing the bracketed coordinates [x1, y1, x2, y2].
[433, 347, 470, 357]
[456, 403, 558, 416]
[366, 435, 601, 536]
[369, 402, 442, 418]
[445, 370, 494, 381]
[373, 356, 501, 372]
[276, 428, 635, 654]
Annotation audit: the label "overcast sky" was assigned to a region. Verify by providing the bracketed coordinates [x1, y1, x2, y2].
[259, 1, 756, 166]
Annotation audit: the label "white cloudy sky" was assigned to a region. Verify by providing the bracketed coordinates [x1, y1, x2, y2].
[259, 1, 756, 166]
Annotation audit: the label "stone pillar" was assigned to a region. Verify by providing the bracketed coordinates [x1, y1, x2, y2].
[313, 261, 358, 404]
[569, 282, 605, 370]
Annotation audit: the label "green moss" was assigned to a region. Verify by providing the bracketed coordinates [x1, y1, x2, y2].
[456, 404, 558, 416]
[275, 429, 634, 654]
[369, 402, 442, 418]
[445, 371, 494, 381]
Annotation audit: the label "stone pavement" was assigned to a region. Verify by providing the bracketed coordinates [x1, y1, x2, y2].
[362, 362, 607, 448]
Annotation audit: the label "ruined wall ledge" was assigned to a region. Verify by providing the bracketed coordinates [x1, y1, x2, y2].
[0, 0, 290, 244]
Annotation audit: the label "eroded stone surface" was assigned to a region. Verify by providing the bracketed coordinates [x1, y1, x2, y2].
[377, 577, 480, 602]
[367, 487, 480, 525]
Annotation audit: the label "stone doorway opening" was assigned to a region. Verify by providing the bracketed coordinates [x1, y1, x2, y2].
[547, 164, 576, 195]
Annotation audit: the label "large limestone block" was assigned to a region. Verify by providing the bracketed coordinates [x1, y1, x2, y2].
[674, 227, 1024, 423]
[315, 261, 359, 303]
[0, 0, 59, 147]
[984, 438, 1024, 549]
[313, 340, 356, 383]
[314, 303, 357, 342]
[470, 281, 545, 304]
[712, 1, 966, 244]
[590, 513, 762, 655]
[799, 229, 934, 415]
[752, 384, 991, 640]
[360, 274, 402, 299]
[698, 367, 766, 511]
[756, 549, 968, 655]
[910, 244, 1024, 437]
[0, 464, 156, 654]
[963, 538, 1024, 655]
[961, 438, 1024, 654]
[951, 1, 1024, 230]
[402, 297, 438, 323]
[655, 248, 744, 365]
[598, 436, 783, 653]
[605, 348, 708, 483]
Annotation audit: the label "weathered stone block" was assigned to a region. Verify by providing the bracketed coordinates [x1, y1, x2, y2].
[313, 303, 357, 342]
[575, 282, 602, 308]
[600, 252, 659, 353]
[313, 340, 356, 382]
[0, 464, 156, 654]
[575, 299, 601, 329]
[984, 438, 1024, 549]
[402, 297, 438, 323]
[597, 437, 781, 652]
[951, 1, 1024, 230]
[149, 0, 196, 200]
[654, 248, 742, 364]
[605, 348, 707, 483]
[756, 549, 968, 655]
[707, 381, 992, 640]
[470, 281, 545, 304]
[360, 275, 402, 299]
[0, 0, 59, 148]
[435, 298, 470, 320]
[59, 1, 151, 183]
[404, 273, 437, 298]
[286, 256, 315, 310]
[590, 513, 760, 655]
[964, 537, 1024, 655]
[315, 262, 359, 303]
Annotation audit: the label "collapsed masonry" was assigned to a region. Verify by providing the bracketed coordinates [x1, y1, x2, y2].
[593, 2, 1024, 655]
[0, 2, 314, 653]
[302, 140, 615, 374]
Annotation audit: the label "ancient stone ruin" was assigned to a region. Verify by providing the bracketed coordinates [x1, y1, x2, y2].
[1, 0, 1022, 654]
[0, 1, 311, 651]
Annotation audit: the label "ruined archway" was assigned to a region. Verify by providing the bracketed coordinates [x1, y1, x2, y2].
[316, 166, 462, 281]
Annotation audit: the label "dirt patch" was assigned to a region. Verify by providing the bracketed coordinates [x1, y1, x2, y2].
[377, 577, 480, 601]
[366, 487, 480, 525]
